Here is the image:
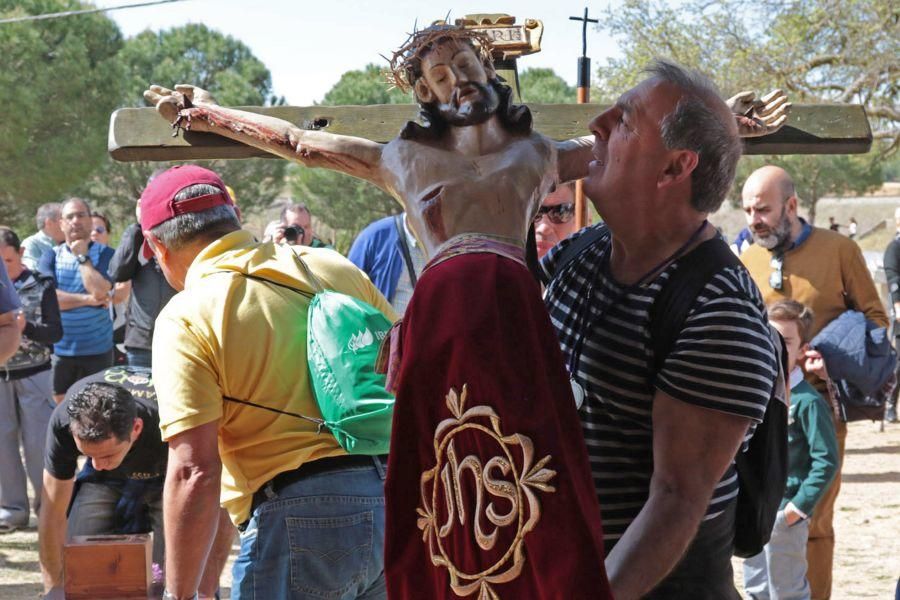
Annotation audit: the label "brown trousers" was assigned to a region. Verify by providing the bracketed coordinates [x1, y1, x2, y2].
[806, 419, 848, 600]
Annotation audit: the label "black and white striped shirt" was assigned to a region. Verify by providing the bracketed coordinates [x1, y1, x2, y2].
[541, 225, 777, 546]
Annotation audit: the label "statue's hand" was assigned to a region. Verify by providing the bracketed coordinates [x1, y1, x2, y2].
[143, 84, 218, 133]
[726, 89, 791, 138]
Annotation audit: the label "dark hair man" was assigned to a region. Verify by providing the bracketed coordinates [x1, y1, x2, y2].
[38, 369, 230, 600]
[740, 164, 887, 599]
[139, 165, 394, 600]
[38, 198, 116, 403]
[0, 227, 61, 532]
[542, 60, 780, 599]
[143, 23, 787, 599]
[21, 203, 64, 271]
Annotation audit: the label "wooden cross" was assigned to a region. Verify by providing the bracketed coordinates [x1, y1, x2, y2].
[108, 13, 873, 163]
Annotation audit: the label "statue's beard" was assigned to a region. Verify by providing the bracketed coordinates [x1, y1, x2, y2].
[433, 82, 500, 127]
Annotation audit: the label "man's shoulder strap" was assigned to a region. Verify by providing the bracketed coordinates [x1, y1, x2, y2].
[551, 225, 607, 278]
[649, 237, 743, 372]
[393, 214, 418, 288]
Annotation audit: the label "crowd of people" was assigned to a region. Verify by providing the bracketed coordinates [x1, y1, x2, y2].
[0, 22, 895, 600]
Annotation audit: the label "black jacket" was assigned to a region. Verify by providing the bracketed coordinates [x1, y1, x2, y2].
[109, 223, 177, 351]
[3, 269, 62, 379]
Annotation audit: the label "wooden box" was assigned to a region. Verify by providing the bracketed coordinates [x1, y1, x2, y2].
[64, 533, 152, 599]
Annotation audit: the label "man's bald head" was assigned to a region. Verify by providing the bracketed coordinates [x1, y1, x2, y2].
[741, 165, 799, 250]
[743, 165, 795, 203]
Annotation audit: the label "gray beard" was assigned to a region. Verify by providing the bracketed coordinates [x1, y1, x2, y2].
[752, 217, 792, 251]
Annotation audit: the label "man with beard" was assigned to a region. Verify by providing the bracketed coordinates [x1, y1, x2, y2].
[740, 164, 886, 600]
[143, 24, 785, 600]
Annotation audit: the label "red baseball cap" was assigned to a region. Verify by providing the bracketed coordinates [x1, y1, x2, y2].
[139, 165, 233, 258]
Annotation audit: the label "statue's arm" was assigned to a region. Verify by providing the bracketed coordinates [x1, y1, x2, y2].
[144, 84, 386, 188]
[556, 135, 594, 183]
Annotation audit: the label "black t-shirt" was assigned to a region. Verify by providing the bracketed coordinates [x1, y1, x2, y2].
[44, 366, 167, 482]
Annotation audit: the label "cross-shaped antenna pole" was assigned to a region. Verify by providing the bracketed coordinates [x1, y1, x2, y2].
[568, 7, 599, 229]
[569, 7, 598, 59]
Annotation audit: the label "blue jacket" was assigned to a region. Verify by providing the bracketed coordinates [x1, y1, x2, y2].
[811, 309, 896, 395]
[348, 215, 404, 302]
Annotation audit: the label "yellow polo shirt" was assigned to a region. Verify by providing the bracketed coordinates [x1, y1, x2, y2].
[153, 230, 396, 524]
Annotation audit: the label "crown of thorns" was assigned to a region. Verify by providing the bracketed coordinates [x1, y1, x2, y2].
[385, 24, 495, 93]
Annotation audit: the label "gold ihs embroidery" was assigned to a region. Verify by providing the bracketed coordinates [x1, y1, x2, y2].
[417, 385, 556, 599]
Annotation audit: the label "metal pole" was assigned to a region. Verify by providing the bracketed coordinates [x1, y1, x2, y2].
[570, 8, 598, 229]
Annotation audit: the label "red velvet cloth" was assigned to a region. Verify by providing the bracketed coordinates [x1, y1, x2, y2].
[384, 252, 613, 600]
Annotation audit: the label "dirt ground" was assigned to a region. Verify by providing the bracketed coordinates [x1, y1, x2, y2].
[0, 420, 897, 599]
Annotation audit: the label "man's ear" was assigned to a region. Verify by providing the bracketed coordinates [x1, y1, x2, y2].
[143, 231, 167, 262]
[414, 78, 434, 104]
[132, 417, 143, 441]
[658, 149, 699, 189]
[786, 194, 798, 216]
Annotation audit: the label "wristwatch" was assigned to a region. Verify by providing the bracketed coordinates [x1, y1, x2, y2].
[74, 254, 90, 265]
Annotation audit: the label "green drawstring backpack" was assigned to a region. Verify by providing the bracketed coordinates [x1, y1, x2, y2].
[222, 250, 395, 455]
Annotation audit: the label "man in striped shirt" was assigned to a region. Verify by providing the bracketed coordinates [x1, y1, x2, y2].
[39, 198, 115, 403]
[542, 60, 778, 599]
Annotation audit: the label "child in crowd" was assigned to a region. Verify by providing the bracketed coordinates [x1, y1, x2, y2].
[744, 299, 840, 599]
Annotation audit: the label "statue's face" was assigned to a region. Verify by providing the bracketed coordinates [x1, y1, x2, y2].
[415, 41, 499, 127]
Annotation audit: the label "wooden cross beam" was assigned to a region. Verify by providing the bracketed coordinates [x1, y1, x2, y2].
[108, 12, 871, 162]
[108, 102, 873, 162]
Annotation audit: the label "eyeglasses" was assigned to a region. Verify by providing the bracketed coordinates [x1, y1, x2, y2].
[769, 254, 784, 291]
[93, 226, 107, 235]
[533, 203, 575, 225]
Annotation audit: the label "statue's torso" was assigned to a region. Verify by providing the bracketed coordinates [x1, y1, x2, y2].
[382, 132, 557, 258]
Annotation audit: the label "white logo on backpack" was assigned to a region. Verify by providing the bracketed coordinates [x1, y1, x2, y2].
[348, 328, 375, 353]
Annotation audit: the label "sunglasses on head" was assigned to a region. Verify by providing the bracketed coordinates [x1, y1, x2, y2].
[769, 254, 784, 291]
[533, 203, 575, 225]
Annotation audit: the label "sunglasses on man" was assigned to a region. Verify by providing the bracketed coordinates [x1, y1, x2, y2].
[533, 203, 575, 225]
[93, 226, 107, 235]
[769, 253, 784, 291]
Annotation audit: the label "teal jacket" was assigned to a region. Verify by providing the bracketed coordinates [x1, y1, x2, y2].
[783, 378, 840, 515]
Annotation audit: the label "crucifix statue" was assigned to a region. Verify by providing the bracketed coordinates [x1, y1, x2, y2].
[129, 14, 867, 600]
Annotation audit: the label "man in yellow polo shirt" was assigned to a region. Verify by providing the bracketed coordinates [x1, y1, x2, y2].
[140, 165, 395, 600]
[740, 164, 887, 600]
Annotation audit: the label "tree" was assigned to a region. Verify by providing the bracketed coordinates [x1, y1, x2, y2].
[287, 64, 411, 252]
[519, 68, 576, 104]
[0, 0, 124, 228]
[289, 63, 577, 251]
[594, 0, 898, 219]
[78, 24, 287, 225]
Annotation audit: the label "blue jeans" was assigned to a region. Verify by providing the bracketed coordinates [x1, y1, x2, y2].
[743, 510, 811, 600]
[232, 458, 387, 600]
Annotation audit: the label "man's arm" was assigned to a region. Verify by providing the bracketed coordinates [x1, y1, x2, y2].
[56, 290, 107, 311]
[38, 472, 75, 594]
[109, 224, 141, 282]
[0, 311, 22, 364]
[844, 241, 889, 327]
[23, 281, 63, 345]
[144, 85, 386, 190]
[605, 391, 751, 600]
[164, 420, 223, 600]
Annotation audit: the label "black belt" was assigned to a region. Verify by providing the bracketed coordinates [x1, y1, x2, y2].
[249, 454, 387, 516]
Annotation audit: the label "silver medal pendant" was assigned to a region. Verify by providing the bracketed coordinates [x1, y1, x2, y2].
[570, 377, 585, 410]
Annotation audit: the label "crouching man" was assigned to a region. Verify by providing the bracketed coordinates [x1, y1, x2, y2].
[38, 367, 232, 599]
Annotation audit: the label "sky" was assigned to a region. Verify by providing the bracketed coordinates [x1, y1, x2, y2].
[93, 0, 624, 105]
